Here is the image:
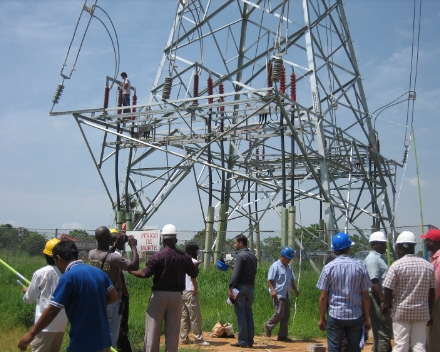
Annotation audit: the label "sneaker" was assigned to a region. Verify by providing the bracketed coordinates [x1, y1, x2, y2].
[196, 341, 210, 346]
[263, 323, 271, 337]
[179, 338, 192, 345]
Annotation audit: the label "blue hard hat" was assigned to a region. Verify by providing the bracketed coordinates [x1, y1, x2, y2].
[332, 232, 354, 251]
[217, 260, 230, 271]
[281, 246, 294, 260]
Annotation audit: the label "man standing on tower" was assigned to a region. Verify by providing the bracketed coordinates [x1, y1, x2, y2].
[120, 72, 131, 113]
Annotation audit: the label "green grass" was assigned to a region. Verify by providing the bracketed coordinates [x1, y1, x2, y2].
[0, 253, 325, 352]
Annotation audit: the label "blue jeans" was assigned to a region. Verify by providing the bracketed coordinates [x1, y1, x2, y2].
[233, 285, 255, 346]
[327, 315, 363, 352]
[122, 94, 130, 113]
[107, 300, 122, 347]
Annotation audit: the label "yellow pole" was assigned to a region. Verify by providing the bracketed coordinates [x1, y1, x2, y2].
[412, 129, 425, 258]
[0, 258, 31, 286]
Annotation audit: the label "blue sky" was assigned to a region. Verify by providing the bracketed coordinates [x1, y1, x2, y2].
[0, 0, 439, 232]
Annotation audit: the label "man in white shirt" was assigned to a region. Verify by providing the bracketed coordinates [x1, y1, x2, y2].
[120, 72, 131, 113]
[23, 238, 68, 352]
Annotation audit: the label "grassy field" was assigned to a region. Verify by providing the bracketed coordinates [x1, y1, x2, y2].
[0, 253, 325, 351]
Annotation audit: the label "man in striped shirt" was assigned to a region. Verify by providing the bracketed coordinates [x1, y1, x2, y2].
[383, 231, 436, 352]
[317, 232, 372, 352]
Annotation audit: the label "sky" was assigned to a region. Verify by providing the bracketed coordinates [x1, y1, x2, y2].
[0, 0, 439, 233]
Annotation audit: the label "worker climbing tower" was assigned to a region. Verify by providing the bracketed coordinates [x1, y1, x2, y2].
[51, 0, 399, 249]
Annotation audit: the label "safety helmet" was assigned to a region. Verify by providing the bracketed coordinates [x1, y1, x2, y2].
[395, 231, 416, 244]
[332, 232, 354, 251]
[43, 238, 61, 256]
[161, 224, 177, 236]
[217, 259, 230, 271]
[281, 246, 294, 260]
[369, 231, 386, 242]
[109, 228, 119, 234]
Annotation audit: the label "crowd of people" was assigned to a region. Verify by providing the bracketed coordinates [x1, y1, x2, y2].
[16, 224, 440, 352]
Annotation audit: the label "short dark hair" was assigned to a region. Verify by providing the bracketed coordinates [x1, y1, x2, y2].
[396, 242, 415, 253]
[334, 247, 350, 256]
[53, 240, 78, 261]
[185, 242, 199, 259]
[163, 237, 177, 247]
[45, 254, 56, 265]
[235, 234, 248, 247]
[121, 72, 127, 77]
[370, 241, 386, 248]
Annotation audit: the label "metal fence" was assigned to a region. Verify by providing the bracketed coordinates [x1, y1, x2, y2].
[0, 224, 435, 276]
[0, 224, 436, 351]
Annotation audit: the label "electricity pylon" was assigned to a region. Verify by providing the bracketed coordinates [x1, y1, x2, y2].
[51, 0, 398, 241]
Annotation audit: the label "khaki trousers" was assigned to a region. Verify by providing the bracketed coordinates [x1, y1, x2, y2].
[180, 291, 204, 342]
[31, 331, 65, 352]
[144, 290, 183, 352]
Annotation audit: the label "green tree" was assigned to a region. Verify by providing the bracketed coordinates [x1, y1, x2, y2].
[0, 224, 14, 249]
[188, 229, 217, 250]
[68, 229, 94, 242]
[20, 232, 47, 256]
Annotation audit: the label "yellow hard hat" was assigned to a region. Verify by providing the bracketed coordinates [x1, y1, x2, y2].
[43, 238, 61, 256]
[109, 228, 119, 234]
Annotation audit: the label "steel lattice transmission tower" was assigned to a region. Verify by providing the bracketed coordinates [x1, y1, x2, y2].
[52, 0, 399, 241]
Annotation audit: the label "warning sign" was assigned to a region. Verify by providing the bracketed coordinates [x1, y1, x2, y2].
[125, 230, 161, 252]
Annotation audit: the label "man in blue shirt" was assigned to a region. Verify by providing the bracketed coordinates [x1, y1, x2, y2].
[316, 232, 372, 352]
[18, 240, 119, 352]
[263, 246, 300, 341]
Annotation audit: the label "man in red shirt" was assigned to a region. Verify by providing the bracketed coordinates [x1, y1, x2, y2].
[421, 228, 440, 350]
[129, 224, 199, 352]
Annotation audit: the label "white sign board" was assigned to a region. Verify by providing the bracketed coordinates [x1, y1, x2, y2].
[125, 230, 161, 252]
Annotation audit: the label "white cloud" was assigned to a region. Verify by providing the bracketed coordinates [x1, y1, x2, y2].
[406, 176, 425, 187]
[61, 222, 84, 230]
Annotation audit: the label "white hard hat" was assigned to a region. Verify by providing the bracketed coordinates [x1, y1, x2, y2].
[369, 231, 386, 242]
[395, 231, 416, 244]
[161, 224, 177, 236]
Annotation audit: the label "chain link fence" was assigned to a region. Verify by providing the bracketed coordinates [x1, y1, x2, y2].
[0, 223, 435, 278]
[0, 223, 436, 350]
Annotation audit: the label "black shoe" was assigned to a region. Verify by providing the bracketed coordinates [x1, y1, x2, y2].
[230, 342, 248, 348]
[263, 323, 271, 337]
[276, 337, 293, 342]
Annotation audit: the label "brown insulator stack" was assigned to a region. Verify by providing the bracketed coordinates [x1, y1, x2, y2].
[117, 87, 122, 114]
[193, 73, 199, 105]
[103, 86, 110, 115]
[131, 94, 137, 120]
[290, 71, 297, 102]
[207, 77, 213, 104]
[279, 66, 286, 94]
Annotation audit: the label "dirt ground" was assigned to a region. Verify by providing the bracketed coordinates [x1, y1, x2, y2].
[174, 335, 374, 351]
